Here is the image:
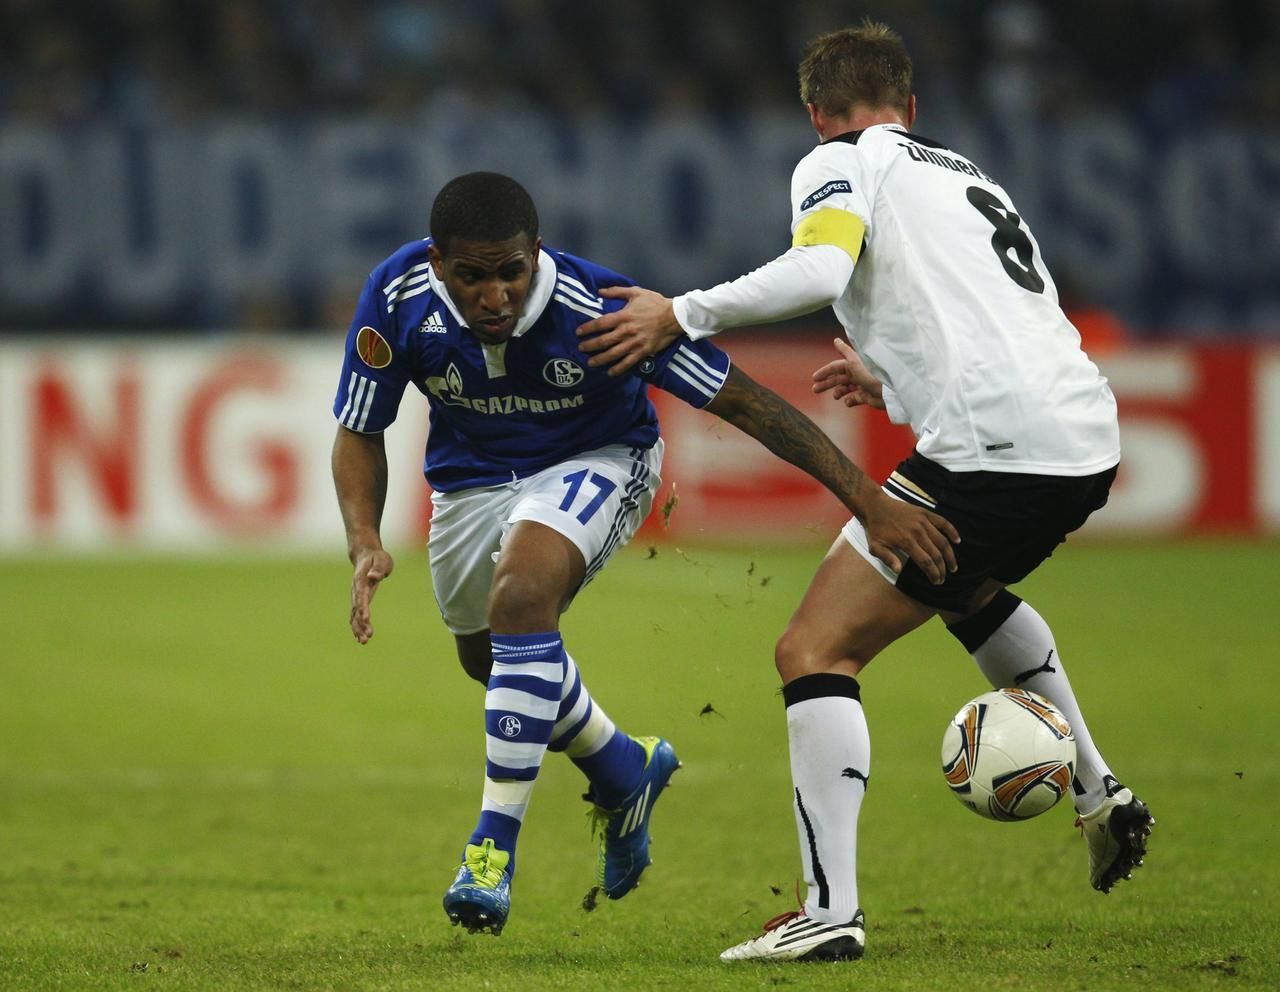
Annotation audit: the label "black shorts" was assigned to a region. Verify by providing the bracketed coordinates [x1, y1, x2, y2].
[884, 451, 1117, 613]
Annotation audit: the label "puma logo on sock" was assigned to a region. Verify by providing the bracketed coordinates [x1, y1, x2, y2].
[1013, 649, 1056, 686]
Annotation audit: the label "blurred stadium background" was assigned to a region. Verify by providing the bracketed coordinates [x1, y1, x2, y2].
[3, 5, 1279, 988]
[1, 0, 1278, 552]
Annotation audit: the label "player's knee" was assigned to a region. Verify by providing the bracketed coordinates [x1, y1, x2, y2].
[775, 624, 871, 682]
[487, 571, 560, 634]
[457, 653, 491, 685]
[453, 632, 493, 685]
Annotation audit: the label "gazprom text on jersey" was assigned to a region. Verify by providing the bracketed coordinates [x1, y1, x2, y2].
[426, 381, 587, 415]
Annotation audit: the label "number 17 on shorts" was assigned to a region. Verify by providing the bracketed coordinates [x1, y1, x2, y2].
[512, 441, 664, 583]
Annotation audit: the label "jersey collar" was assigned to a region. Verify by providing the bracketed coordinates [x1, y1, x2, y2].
[427, 249, 557, 339]
[823, 122, 907, 145]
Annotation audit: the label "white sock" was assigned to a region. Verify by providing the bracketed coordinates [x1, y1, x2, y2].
[471, 632, 567, 863]
[949, 591, 1117, 814]
[783, 673, 869, 924]
[548, 653, 615, 757]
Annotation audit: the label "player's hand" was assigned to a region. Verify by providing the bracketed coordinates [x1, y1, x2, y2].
[576, 286, 682, 377]
[813, 338, 886, 410]
[349, 546, 395, 644]
[861, 491, 960, 585]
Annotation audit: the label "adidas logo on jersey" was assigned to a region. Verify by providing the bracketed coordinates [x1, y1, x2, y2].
[418, 311, 447, 334]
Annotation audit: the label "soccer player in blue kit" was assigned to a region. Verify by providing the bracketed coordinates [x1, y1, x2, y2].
[330, 172, 959, 936]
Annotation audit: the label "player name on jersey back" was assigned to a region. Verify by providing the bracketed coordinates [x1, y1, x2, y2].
[896, 141, 996, 184]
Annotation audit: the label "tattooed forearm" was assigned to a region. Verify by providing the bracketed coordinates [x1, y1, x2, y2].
[705, 365, 877, 518]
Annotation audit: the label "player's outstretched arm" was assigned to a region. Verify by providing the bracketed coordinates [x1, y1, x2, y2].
[705, 366, 959, 583]
[332, 425, 395, 644]
[576, 286, 683, 377]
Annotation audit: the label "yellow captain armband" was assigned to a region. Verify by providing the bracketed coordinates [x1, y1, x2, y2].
[792, 208, 865, 263]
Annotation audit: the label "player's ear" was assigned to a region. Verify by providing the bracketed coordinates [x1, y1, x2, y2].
[905, 94, 917, 128]
[531, 237, 542, 271]
[427, 243, 444, 276]
[806, 102, 822, 137]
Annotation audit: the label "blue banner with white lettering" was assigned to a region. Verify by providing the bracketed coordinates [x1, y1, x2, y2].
[2, 112, 1277, 335]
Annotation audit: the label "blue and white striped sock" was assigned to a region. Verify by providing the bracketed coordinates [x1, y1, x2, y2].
[549, 653, 647, 809]
[469, 632, 566, 872]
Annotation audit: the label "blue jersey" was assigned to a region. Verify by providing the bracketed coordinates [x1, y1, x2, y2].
[333, 240, 732, 492]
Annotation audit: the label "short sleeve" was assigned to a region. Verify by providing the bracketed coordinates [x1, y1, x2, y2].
[332, 273, 412, 433]
[637, 336, 731, 409]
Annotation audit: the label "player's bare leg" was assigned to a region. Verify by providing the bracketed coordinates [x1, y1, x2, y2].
[945, 589, 1154, 892]
[724, 539, 934, 962]
[453, 632, 497, 684]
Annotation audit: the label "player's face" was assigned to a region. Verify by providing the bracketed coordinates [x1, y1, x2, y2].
[430, 235, 541, 345]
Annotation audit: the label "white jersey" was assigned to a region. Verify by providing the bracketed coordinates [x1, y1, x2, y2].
[789, 123, 1119, 475]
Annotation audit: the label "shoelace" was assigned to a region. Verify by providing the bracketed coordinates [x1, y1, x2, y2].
[463, 840, 507, 889]
[584, 796, 611, 839]
[758, 882, 807, 934]
[761, 910, 804, 933]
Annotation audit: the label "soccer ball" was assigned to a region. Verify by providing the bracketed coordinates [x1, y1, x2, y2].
[940, 688, 1077, 821]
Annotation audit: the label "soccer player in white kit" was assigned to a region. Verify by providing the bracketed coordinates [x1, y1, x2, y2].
[578, 21, 1154, 964]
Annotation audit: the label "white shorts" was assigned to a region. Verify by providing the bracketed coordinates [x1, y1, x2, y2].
[427, 441, 664, 635]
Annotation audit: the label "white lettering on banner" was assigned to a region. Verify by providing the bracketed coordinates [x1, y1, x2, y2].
[1092, 421, 1202, 532]
[626, 118, 752, 291]
[1056, 119, 1147, 294]
[311, 120, 416, 281]
[0, 128, 82, 304]
[743, 115, 816, 236]
[1260, 352, 1280, 528]
[88, 131, 188, 308]
[1, 121, 1279, 326]
[516, 123, 621, 269]
[1090, 351, 1201, 533]
[204, 124, 298, 293]
[1096, 352, 1194, 398]
[1163, 132, 1257, 283]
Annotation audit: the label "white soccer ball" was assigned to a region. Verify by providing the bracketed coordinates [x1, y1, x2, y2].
[940, 688, 1077, 821]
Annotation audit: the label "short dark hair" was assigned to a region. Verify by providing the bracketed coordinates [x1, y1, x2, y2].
[798, 20, 913, 117]
[429, 172, 539, 256]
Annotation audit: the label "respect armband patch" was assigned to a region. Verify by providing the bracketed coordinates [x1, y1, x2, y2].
[799, 180, 853, 212]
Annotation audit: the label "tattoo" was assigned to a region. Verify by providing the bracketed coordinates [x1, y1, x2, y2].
[706, 366, 873, 514]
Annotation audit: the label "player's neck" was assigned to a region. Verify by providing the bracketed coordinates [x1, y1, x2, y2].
[810, 100, 914, 141]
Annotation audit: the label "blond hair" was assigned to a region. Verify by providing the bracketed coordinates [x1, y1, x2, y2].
[798, 20, 913, 117]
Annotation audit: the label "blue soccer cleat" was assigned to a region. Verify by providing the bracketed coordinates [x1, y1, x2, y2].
[442, 838, 512, 935]
[588, 736, 680, 899]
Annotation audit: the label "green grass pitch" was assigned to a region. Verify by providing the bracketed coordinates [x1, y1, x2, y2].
[1, 540, 1277, 990]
